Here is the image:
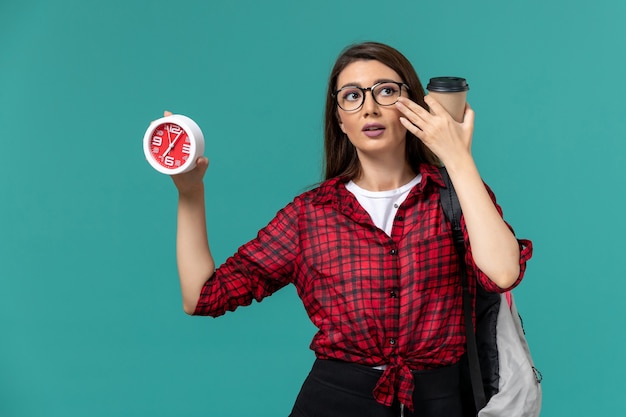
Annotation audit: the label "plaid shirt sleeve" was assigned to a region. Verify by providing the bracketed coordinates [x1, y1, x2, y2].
[193, 200, 300, 317]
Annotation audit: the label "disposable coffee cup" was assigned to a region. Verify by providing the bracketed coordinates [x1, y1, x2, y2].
[426, 77, 469, 122]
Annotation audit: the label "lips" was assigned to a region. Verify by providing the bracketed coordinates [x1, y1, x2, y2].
[362, 123, 385, 138]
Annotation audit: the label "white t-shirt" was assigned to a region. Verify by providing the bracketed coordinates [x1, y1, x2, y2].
[346, 175, 422, 237]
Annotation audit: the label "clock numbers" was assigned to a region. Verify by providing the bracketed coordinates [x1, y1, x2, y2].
[151, 136, 162, 153]
[168, 125, 183, 135]
[145, 116, 202, 174]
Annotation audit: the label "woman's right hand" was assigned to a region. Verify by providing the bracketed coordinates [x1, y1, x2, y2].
[171, 156, 209, 196]
[157, 111, 209, 195]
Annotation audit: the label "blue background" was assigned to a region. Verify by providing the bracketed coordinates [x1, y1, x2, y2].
[1, 0, 624, 415]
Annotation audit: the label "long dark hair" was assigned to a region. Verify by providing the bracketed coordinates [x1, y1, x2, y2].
[323, 42, 439, 180]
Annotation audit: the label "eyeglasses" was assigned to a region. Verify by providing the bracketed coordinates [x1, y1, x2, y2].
[333, 81, 409, 111]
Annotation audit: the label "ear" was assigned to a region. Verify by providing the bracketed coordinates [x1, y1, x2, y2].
[337, 114, 346, 134]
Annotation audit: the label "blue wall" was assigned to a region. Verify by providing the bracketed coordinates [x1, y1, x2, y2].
[2, 0, 624, 415]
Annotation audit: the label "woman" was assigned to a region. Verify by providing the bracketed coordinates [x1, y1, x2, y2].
[170, 42, 532, 417]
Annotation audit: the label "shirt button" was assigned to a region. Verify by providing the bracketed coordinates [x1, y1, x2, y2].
[389, 290, 397, 298]
[395, 215, 404, 221]
[389, 338, 396, 345]
[389, 249, 397, 255]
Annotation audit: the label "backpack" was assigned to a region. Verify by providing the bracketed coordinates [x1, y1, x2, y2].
[438, 167, 543, 417]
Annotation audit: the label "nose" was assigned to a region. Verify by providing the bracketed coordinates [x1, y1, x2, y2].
[361, 89, 380, 115]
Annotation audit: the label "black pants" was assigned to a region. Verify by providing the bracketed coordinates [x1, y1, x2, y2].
[289, 359, 464, 417]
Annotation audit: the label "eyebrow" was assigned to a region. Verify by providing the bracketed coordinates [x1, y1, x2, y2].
[338, 78, 402, 90]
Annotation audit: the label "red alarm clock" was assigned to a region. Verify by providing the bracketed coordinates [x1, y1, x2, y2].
[143, 114, 204, 175]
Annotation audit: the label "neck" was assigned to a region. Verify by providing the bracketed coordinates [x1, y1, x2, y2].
[353, 156, 416, 191]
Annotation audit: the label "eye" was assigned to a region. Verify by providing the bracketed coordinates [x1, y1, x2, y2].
[341, 88, 362, 102]
[376, 83, 399, 97]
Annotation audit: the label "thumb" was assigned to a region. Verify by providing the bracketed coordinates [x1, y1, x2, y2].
[195, 156, 209, 172]
[462, 103, 475, 127]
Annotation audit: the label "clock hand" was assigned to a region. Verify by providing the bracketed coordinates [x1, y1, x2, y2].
[161, 130, 183, 158]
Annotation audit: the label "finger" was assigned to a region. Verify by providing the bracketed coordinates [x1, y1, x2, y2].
[395, 98, 429, 126]
[462, 103, 475, 127]
[399, 116, 424, 140]
[423, 95, 448, 116]
[396, 97, 430, 118]
[171, 157, 209, 182]
[195, 156, 209, 172]
[150, 110, 173, 125]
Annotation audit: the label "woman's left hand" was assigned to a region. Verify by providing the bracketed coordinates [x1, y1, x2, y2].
[397, 96, 522, 289]
[396, 96, 475, 169]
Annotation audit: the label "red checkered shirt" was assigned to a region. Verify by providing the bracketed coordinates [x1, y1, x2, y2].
[193, 163, 533, 410]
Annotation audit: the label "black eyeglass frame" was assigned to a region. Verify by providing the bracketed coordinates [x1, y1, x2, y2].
[332, 81, 410, 111]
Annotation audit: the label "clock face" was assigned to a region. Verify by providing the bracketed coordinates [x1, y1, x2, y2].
[143, 114, 204, 175]
[147, 122, 192, 170]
